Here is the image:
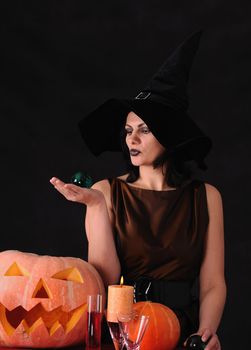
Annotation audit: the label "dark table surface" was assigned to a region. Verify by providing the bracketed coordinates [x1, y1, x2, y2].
[0, 346, 184, 350]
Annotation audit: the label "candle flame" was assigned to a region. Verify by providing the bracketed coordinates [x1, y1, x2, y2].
[120, 276, 124, 286]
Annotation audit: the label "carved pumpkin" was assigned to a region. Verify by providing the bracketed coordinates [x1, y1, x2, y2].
[133, 301, 180, 350]
[0, 250, 105, 348]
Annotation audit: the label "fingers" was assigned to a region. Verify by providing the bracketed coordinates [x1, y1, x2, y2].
[50, 177, 83, 202]
[50, 177, 67, 194]
[50, 177, 65, 188]
[50, 176, 105, 206]
[201, 328, 212, 343]
[185, 331, 221, 350]
[205, 334, 220, 350]
[199, 329, 221, 350]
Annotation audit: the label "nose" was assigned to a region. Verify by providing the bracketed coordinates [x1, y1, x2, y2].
[127, 132, 141, 145]
[32, 279, 51, 299]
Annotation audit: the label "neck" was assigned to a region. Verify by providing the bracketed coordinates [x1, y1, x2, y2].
[137, 164, 172, 191]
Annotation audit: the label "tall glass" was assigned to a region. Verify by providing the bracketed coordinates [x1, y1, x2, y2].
[86, 294, 103, 350]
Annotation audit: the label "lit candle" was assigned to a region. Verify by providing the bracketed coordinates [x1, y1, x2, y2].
[106, 276, 134, 322]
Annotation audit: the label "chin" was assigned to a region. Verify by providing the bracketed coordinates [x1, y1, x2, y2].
[130, 158, 142, 166]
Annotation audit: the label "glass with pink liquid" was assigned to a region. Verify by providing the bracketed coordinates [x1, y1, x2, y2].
[86, 294, 103, 350]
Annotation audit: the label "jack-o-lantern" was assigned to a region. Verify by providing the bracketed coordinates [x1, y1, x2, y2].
[0, 250, 105, 348]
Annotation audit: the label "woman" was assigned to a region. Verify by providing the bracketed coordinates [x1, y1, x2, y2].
[50, 31, 226, 349]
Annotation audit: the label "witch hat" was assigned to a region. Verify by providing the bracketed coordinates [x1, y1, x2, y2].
[135, 30, 202, 111]
[79, 31, 212, 169]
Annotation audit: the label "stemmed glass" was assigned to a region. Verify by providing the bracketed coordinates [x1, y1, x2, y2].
[106, 313, 125, 350]
[117, 312, 149, 350]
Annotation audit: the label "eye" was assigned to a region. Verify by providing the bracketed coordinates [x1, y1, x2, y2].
[51, 267, 84, 283]
[125, 128, 132, 135]
[4, 262, 30, 277]
[140, 127, 151, 134]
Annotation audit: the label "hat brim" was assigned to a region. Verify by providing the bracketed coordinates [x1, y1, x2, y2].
[79, 98, 212, 162]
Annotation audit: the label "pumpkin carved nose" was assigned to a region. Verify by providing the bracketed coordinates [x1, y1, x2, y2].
[32, 279, 52, 299]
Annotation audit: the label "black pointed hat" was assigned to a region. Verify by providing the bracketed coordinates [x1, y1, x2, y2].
[79, 31, 212, 169]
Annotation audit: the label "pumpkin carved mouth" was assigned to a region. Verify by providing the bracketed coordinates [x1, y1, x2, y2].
[0, 303, 86, 336]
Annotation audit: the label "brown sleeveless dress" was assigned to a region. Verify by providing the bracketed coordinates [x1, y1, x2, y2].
[107, 178, 209, 342]
[110, 178, 209, 283]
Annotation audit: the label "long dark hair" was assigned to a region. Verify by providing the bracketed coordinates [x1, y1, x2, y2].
[120, 129, 193, 188]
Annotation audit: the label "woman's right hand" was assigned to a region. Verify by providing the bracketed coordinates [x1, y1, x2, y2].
[50, 177, 105, 207]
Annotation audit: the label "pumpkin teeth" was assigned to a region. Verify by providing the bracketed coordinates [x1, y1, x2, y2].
[65, 304, 86, 334]
[49, 320, 63, 336]
[0, 303, 15, 336]
[28, 317, 47, 335]
[0, 303, 86, 335]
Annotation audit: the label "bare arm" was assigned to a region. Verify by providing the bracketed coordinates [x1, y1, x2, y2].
[86, 180, 121, 286]
[196, 184, 226, 350]
[50, 177, 121, 287]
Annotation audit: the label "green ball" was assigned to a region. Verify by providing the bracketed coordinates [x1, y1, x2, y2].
[186, 335, 207, 349]
[71, 171, 93, 188]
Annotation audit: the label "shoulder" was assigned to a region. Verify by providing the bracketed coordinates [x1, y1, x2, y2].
[204, 183, 223, 216]
[91, 179, 114, 220]
[91, 179, 113, 207]
[91, 179, 111, 194]
[204, 183, 222, 202]
[193, 180, 222, 199]
[91, 174, 129, 196]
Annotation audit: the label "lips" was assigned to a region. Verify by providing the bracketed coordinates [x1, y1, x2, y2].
[0, 302, 86, 336]
[129, 149, 141, 156]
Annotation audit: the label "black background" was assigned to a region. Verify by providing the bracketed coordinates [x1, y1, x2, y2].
[1, 1, 251, 348]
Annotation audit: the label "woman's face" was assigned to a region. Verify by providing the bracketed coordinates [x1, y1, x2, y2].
[125, 111, 165, 167]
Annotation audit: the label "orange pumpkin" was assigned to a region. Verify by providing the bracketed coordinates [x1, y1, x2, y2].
[0, 250, 105, 348]
[133, 301, 180, 350]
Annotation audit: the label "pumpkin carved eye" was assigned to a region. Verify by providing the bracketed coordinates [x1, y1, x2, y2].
[51, 268, 84, 284]
[4, 262, 30, 277]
